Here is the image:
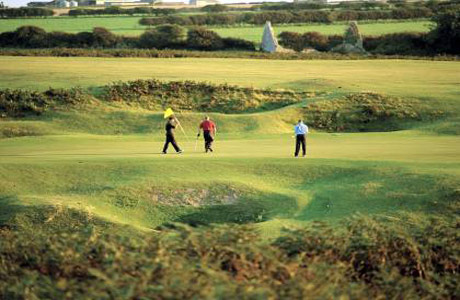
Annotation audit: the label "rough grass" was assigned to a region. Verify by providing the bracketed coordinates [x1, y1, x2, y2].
[0, 17, 431, 37]
[0, 205, 458, 299]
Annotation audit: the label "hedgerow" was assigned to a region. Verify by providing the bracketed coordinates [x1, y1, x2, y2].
[139, 8, 433, 27]
[0, 25, 255, 51]
[0, 205, 457, 298]
[1, 47, 457, 60]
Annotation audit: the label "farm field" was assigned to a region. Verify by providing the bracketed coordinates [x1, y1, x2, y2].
[211, 21, 432, 42]
[0, 53, 458, 297]
[0, 16, 431, 38]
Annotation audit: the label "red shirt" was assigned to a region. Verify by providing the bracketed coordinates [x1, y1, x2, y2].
[200, 120, 216, 131]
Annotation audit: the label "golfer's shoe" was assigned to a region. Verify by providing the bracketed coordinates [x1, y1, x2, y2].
[161, 152, 167, 155]
[178, 150, 183, 154]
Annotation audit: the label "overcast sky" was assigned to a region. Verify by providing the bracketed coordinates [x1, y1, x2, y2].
[4, 0, 290, 8]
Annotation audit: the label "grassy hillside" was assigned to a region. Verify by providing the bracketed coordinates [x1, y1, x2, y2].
[0, 17, 431, 38]
[0, 57, 458, 106]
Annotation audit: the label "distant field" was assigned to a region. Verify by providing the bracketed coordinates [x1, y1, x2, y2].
[0, 56, 458, 104]
[212, 21, 432, 42]
[0, 16, 431, 39]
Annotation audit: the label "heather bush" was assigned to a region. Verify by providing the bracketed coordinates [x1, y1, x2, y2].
[303, 92, 445, 131]
[0, 206, 457, 299]
[103, 79, 306, 113]
[0, 88, 86, 118]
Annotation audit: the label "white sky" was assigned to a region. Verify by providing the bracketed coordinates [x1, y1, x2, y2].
[5, 0, 290, 8]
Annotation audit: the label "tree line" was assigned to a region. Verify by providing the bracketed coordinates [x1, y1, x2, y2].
[68, 7, 176, 17]
[0, 7, 53, 18]
[0, 25, 256, 51]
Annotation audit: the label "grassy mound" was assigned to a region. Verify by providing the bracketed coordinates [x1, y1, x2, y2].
[304, 92, 446, 132]
[0, 79, 451, 138]
[103, 79, 311, 113]
[0, 206, 457, 299]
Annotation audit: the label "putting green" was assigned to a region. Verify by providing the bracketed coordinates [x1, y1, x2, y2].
[0, 131, 458, 237]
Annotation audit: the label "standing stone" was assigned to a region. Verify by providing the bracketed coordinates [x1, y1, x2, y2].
[344, 21, 363, 49]
[261, 21, 280, 53]
[332, 21, 366, 54]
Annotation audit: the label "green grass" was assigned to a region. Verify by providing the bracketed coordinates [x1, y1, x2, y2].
[1, 131, 458, 235]
[1, 56, 459, 106]
[0, 16, 431, 38]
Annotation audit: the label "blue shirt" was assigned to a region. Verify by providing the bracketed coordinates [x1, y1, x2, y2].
[294, 122, 308, 135]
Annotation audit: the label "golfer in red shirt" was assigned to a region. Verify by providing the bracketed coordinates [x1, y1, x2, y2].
[197, 116, 217, 153]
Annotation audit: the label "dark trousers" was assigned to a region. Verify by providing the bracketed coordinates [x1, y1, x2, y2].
[295, 134, 306, 156]
[163, 134, 181, 153]
[203, 130, 214, 151]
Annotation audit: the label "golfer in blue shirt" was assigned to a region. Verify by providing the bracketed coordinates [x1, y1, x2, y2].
[294, 120, 308, 157]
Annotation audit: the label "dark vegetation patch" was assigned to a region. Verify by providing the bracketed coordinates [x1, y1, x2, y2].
[103, 79, 309, 113]
[303, 92, 446, 132]
[0, 204, 458, 299]
[0, 88, 88, 118]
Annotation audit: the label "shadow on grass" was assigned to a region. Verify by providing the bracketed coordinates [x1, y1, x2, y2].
[173, 194, 297, 226]
[0, 195, 25, 226]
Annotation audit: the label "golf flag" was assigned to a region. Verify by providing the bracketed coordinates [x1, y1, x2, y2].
[164, 108, 174, 119]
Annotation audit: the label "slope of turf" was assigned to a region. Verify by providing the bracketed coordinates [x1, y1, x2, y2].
[0, 57, 458, 106]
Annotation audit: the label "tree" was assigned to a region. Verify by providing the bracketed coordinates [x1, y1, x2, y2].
[13, 26, 48, 48]
[92, 27, 120, 48]
[139, 24, 185, 49]
[429, 10, 460, 54]
[186, 27, 224, 51]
